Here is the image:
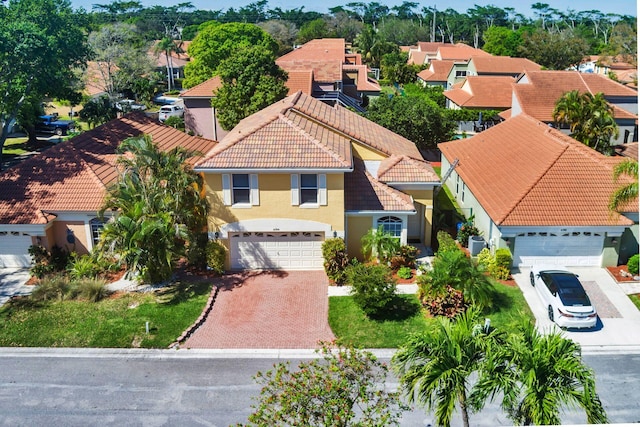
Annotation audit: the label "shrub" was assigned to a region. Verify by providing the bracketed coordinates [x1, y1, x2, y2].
[75, 278, 109, 302]
[495, 248, 512, 270]
[164, 116, 185, 130]
[28, 245, 71, 279]
[68, 254, 101, 280]
[628, 254, 640, 276]
[321, 238, 349, 285]
[489, 265, 511, 281]
[420, 283, 468, 318]
[395, 245, 418, 268]
[397, 266, 413, 279]
[206, 240, 226, 275]
[436, 231, 459, 254]
[30, 275, 70, 302]
[456, 222, 481, 248]
[346, 263, 397, 317]
[476, 248, 493, 270]
[187, 232, 209, 269]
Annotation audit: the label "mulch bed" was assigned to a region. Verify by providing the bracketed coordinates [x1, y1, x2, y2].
[606, 265, 638, 283]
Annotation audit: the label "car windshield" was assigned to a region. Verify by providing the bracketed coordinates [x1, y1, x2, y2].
[552, 273, 591, 306]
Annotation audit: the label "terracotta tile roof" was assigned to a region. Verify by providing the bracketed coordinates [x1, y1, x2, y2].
[417, 60, 454, 82]
[444, 76, 515, 109]
[408, 51, 428, 65]
[278, 38, 347, 63]
[345, 158, 415, 212]
[437, 44, 490, 61]
[343, 64, 381, 92]
[284, 70, 314, 95]
[470, 56, 541, 75]
[180, 76, 222, 98]
[197, 92, 423, 170]
[0, 113, 216, 225]
[377, 155, 440, 183]
[277, 59, 343, 82]
[514, 70, 638, 122]
[417, 42, 448, 53]
[614, 142, 638, 159]
[438, 114, 636, 227]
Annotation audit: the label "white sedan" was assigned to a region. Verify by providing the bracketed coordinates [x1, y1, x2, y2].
[529, 267, 598, 329]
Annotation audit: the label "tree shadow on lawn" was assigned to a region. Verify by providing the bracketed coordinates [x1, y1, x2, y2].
[155, 281, 212, 305]
[483, 285, 514, 315]
[369, 295, 422, 322]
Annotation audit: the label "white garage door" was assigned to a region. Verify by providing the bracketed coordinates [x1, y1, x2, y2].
[513, 232, 604, 267]
[0, 232, 33, 268]
[230, 231, 324, 270]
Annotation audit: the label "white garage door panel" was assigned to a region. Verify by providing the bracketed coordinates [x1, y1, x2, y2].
[231, 232, 324, 270]
[0, 234, 33, 268]
[514, 233, 604, 267]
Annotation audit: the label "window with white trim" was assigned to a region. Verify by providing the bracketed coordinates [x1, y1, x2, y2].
[300, 174, 318, 204]
[291, 173, 327, 206]
[455, 70, 467, 78]
[377, 216, 402, 238]
[222, 173, 259, 206]
[232, 174, 250, 204]
[90, 218, 104, 246]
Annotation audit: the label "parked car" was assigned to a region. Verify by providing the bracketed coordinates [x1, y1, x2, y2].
[529, 267, 598, 329]
[35, 114, 75, 136]
[158, 104, 184, 122]
[115, 99, 146, 112]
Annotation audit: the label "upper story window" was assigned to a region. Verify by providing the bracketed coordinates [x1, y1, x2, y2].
[291, 173, 327, 207]
[455, 70, 467, 78]
[222, 174, 259, 206]
[89, 218, 104, 246]
[300, 174, 318, 204]
[377, 216, 402, 238]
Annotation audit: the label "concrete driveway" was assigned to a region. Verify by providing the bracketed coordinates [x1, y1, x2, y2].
[513, 267, 640, 349]
[182, 270, 335, 349]
[0, 268, 32, 306]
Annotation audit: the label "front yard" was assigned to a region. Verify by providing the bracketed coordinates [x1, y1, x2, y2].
[0, 281, 211, 348]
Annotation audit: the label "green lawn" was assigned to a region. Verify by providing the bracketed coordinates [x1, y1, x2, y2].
[329, 281, 534, 348]
[0, 281, 211, 348]
[629, 293, 640, 310]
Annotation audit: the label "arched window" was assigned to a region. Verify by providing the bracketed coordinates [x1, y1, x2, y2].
[90, 218, 105, 246]
[377, 216, 402, 238]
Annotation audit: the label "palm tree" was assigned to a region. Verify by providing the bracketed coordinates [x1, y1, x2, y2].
[470, 322, 608, 425]
[609, 159, 638, 212]
[154, 37, 183, 91]
[392, 309, 495, 427]
[361, 226, 401, 263]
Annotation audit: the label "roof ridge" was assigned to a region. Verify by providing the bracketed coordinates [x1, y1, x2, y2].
[364, 167, 414, 210]
[279, 111, 352, 168]
[376, 154, 403, 179]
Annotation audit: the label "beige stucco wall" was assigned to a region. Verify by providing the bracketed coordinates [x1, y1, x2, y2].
[205, 173, 345, 233]
[51, 221, 89, 254]
[405, 189, 434, 245]
[347, 215, 373, 260]
[351, 142, 386, 160]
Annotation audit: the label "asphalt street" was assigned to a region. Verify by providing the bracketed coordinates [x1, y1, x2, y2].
[0, 349, 638, 426]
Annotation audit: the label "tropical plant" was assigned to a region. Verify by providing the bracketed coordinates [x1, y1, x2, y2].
[361, 226, 401, 263]
[68, 254, 101, 280]
[390, 244, 418, 269]
[154, 37, 183, 91]
[456, 216, 482, 248]
[321, 237, 349, 284]
[346, 263, 396, 317]
[205, 240, 226, 275]
[436, 231, 459, 254]
[163, 115, 185, 130]
[397, 266, 413, 279]
[393, 309, 496, 427]
[239, 343, 408, 426]
[609, 159, 638, 212]
[627, 254, 639, 276]
[470, 322, 608, 425]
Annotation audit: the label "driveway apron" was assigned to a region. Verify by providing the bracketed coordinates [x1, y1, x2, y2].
[183, 270, 335, 349]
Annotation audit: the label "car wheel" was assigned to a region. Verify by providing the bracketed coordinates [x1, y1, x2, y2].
[548, 305, 554, 322]
[530, 272, 535, 286]
[55, 128, 63, 136]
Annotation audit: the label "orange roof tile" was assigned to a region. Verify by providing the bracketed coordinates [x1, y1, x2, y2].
[437, 44, 490, 61]
[408, 51, 428, 65]
[417, 60, 454, 82]
[284, 70, 314, 95]
[377, 155, 439, 183]
[180, 76, 222, 98]
[444, 76, 515, 109]
[343, 64, 381, 92]
[277, 59, 342, 82]
[470, 56, 541, 75]
[417, 42, 449, 53]
[278, 38, 347, 62]
[0, 113, 216, 225]
[614, 142, 638, 159]
[345, 158, 415, 212]
[439, 114, 636, 226]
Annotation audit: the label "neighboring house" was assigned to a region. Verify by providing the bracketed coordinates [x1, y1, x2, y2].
[150, 40, 191, 82]
[194, 91, 440, 270]
[594, 55, 638, 88]
[0, 113, 216, 268]
[465, 56, 541, 78]
[417, 60, 455, 87]
[276, 38, 381, 112]
[180, 76, 227, 141]
[509, 70, 638, 145]
[439, 114, 638, 268]
[444, 75, 515, 111]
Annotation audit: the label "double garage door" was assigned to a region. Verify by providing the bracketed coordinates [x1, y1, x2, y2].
[513, 232, 604, 267]
[0, 232, 32, 268]
[230, 231, 324, 270]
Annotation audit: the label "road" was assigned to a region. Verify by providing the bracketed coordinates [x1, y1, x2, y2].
[0, 349, 638, 426]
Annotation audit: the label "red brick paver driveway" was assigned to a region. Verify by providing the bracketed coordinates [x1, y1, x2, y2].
[182, 270, 335, 349]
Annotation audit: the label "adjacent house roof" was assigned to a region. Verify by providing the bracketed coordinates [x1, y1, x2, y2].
[439, 114, 637, 227]
[278, 38, 349, 63]
[470, 56, 541, 75]
[436, 44, 490, 61]
[444, 76, 515, 109]
[180, 76, 222, 98]
[417, 60, 455, 83]
[377, 155, 440, 183]
[513, 70, 638, 122]
[0, 114, 216, 225]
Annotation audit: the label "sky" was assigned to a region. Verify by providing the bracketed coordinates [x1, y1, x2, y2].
[72, 0, 637, 18]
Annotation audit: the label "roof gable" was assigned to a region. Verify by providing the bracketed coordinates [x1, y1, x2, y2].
[180, 76, 222, 98]
[444, 76, 515, 109]
[470, 56, 541, 74]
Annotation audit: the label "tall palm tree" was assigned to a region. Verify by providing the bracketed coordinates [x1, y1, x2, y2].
[154, 37, 183, 91]
[392, 309, 495, 427]
[609, 159, 638, 212]
[470, 322, 608, 425]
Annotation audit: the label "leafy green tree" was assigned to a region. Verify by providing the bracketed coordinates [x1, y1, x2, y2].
[482, 26, 523, 56]
[211, 45, 288, 130]
[97, 135, 209, 283]
[346, 263, 397, 317]
[471, 322, 608, 425]
[79, 95, 117, 128]
[296, 18, 337, 44]
[0, 0, 89, 170]
[184, 22, 279, 88]
[609, 159, 638, 212]
[366, 95, 456, 150]
[393, 309, 495, 427]
[553, 90, 619, 155]
[519, 28, 588, 70]
[380, 51, 418, 84]
[239, 343, 408, 426]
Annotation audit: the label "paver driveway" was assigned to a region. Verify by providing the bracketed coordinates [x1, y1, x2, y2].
[182, 270, 335, 349]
